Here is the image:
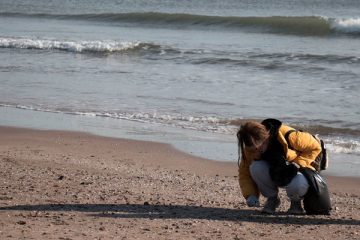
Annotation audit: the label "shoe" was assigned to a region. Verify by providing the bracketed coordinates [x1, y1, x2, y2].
[261, 196, 280, 214]
[287, 200, 305, 215]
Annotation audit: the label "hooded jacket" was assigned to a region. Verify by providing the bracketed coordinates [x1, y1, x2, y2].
[238, 119, 322, 199]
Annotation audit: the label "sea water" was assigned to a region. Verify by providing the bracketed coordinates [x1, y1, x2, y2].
[0, 0, 359, 176]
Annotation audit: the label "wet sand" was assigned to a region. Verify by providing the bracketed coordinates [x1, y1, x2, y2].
[0, 126, 359, 239]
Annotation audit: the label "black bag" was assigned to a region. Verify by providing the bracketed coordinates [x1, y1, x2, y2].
[285, 130, 329, 172]
[300, 168, 332, 215]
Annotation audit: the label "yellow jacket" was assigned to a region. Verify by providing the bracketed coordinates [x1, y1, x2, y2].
[238, 123, 322, 199]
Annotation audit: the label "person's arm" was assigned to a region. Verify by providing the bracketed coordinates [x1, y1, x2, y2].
[287, 131, 321, 168]
[238, 152, 260, 200]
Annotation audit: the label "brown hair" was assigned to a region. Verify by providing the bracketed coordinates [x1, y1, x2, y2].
[236, 121, 270, 165]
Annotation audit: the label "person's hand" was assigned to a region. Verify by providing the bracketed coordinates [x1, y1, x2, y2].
[246, 195, 260, 207]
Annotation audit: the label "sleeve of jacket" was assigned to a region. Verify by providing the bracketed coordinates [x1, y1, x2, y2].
[287, 131, 322, 168]
[238, 152, 259, 199]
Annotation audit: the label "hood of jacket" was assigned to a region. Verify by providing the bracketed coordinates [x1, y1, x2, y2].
[261, 118, 282, 137]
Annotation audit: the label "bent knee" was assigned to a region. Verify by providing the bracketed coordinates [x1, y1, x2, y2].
[249, 160, 269, 177]
[286, 173, 309, 200]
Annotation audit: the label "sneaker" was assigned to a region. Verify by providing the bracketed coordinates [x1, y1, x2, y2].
[261, 196, 280, 214]
[287, 200, 305, 215]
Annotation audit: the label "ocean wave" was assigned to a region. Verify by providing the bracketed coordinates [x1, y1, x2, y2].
[0, 103, 231, 133]
[2, 102, 360, 136]
[331, 17, 360, 34]
[0, 37, 159, 53]
[2, 12, 360, 37]
[326, 138, 360, 155]
[2, 36, 358, 68]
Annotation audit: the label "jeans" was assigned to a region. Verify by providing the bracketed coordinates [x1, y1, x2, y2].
[250, 160, 309, 201]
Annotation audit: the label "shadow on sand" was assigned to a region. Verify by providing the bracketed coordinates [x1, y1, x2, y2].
[0, 203, 358, 225]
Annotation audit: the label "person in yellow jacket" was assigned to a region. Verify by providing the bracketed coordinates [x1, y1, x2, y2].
[237, 118, 321, 214]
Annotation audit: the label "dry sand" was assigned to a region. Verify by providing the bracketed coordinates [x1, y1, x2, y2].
[0, 126, 359, 240]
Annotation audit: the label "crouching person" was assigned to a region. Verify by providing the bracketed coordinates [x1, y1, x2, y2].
[237, 119, 322, 214]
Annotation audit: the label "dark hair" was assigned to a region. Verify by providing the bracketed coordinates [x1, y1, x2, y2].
[236, 121, 270, 166]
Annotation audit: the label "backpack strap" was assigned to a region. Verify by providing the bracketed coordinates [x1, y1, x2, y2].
[284, 129, 297, 150]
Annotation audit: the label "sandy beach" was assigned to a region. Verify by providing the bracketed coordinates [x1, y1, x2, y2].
[0, 126, 359, 240]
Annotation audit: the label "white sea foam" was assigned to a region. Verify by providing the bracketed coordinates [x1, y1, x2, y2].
[0, 103, 231, 133]
[330, 17, 360, 34]
[0, 37, 142, 53]
[325, 138, 360, 155]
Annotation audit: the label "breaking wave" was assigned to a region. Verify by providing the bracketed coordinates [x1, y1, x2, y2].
[2, 12, 360, 37]
[3, 36, 358, 68]
[0, 37, 159, 53]
[0, 103, 230, 133]
[331, 17, 360, 34]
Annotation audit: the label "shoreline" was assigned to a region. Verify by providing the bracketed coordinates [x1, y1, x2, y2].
[0, 124, 359, 180]
[0, 106, 359, 178]
[1, 125, 359, 239]
[0, 125, 237, 176]
[0, 125, 359, 193]
[0, 106, 238, 163]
